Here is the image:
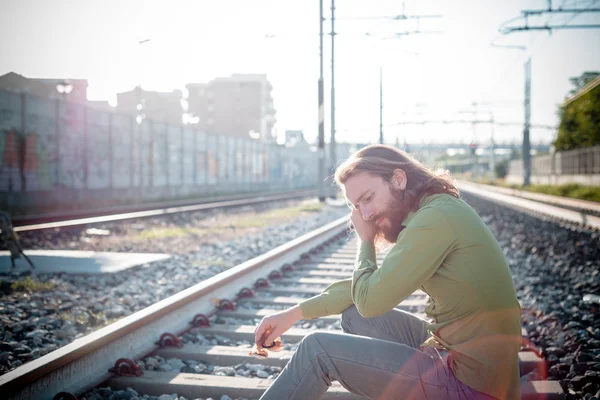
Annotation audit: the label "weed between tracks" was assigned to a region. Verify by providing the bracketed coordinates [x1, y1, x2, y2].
[138, 203, 325, 240]
[10, 277, 55, 293]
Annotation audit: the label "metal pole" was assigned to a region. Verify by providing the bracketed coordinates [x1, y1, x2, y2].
[330, 0, 336, 197]
[83, 105, 88, 190]
[55, 99, 60, 187]
[489, 112, 496, 182]
[379, 65, 383, 144]
[20, 93, 26, 191]
[318, 0, 325, 202]
[523, 57, 532, 186]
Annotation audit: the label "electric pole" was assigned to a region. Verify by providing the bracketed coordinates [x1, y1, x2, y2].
[322, 5, 441, 171]
[523, 57, 531, 186]
[318, 0, 325, 202]
[379, 65, 383, 144]
[498, 4, 600, 186]
[329, 0, 336, 197]
[489, 111, 496, 182]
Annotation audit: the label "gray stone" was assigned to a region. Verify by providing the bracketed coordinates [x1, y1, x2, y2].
[106, 305, 126, 318]
[158, 363, 173, 372]
[145, 357, 160, 369]
[115, 390, 136, 400]
[0, 342, 13, 351]
[167, 358, 186, 370]
[0, 352, 10, 363]
[17, 352, 33, 361]
[213, 366, 235, 376]
[13, 345, 32, 354]
[256, 370, 269, 378]
[193, 364, 207, 373]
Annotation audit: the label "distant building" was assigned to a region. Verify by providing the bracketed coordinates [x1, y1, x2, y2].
[116, 86, 184, 125]
[0, 72, 88, 102]
[284, 130, 307, 147]
[88, 100, 114, 111]
[186, 74, 276, 141]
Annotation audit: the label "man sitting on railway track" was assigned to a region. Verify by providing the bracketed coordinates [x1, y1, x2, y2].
[254, 144, 522, 400]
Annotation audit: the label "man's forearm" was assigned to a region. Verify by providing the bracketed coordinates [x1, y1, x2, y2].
[299, 278, 354, 319]
[287, 304, 304, 321]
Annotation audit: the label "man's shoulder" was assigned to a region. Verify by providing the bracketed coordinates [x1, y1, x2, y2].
[412, 194, 470, 225]
[420, 193, 464, 210]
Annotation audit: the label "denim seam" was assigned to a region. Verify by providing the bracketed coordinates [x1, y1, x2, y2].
[329, 356, 456, 390]
[287, 350, 327, 399]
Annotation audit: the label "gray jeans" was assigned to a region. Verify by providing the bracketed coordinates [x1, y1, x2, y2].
[260, 306, 497, 400]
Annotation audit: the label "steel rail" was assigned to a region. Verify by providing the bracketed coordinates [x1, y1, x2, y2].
[1, 216, 349, 400]
[12, 189, 317, 227]
[458, 181, 600, 230]
[457, 180, 600, 214]
[14, 190, 317, 232]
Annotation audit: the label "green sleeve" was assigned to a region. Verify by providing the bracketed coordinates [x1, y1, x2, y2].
[351, 207, 456, 318]
[299, 278, 354, 319]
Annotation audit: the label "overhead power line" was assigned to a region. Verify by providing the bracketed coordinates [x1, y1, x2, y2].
[521, 7, 600, 16]
[499, 3, 600, 34]
[326, 14, 443, 21]
[501, 23, 600, 33]
[388, 119, 556, 130]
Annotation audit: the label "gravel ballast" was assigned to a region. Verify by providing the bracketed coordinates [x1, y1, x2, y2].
[0, 199, 348, 377]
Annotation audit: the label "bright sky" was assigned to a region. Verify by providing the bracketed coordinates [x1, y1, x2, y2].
[1, 0, 599, 146]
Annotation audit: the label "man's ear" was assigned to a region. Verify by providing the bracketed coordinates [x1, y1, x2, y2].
[392, 169, 407, 190]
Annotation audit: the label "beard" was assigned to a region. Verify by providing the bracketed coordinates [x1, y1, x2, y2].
[374, 188, 413, 246]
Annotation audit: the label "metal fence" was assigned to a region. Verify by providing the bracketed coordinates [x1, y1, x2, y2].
[509, 145, 600, 176]
[0, 90, 320, 214]
[508, 145, 600, 185]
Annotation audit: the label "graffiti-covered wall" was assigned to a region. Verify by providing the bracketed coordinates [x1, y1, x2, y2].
[0, 90, 318, 214]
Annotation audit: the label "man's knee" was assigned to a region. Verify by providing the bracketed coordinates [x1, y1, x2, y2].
[297, 331, 332, 355]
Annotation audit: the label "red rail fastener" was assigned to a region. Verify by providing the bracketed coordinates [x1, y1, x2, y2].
[191, 314, 211, 327]
[108, 358, 143, 377]
[156, 332, 184, 348]
[53, 393, 79, 400]
[268, 270, 283, 280]
[238, 288, 255, 298]
[254, 278, 270, 288]
[218, 299, 236, 311]
[281, 264, 294, 272]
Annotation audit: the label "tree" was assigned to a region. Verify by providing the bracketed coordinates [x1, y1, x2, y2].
[569, 71, 600, 95]
[553, 72, 600, 151]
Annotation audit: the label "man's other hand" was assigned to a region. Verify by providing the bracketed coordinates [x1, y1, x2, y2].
[351, 209, 377, 243]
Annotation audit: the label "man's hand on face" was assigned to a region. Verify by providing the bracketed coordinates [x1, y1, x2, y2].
[351, 208, 377, 243]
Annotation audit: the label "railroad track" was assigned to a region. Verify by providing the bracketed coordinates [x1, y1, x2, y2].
[1, 206, 566, 399]
[458, 181, 600, 217]
[13, 190, 316, 232]
[458, 181, 600, 231]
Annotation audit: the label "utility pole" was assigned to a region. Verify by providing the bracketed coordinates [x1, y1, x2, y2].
[472, 102, 478, 180]
[489, 111, 496, 182]
[379, 65, 383, 144]
[318, 0, 326, 202]
[498, 5, 600, 186]
[523, 57, 532, 186]
[329, 0, 336, 197]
